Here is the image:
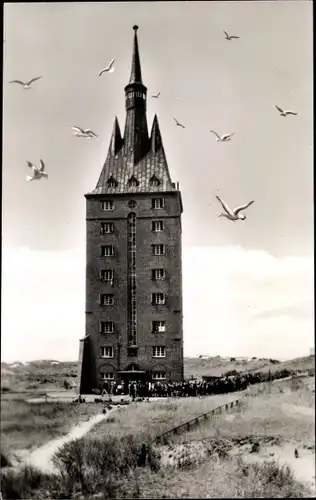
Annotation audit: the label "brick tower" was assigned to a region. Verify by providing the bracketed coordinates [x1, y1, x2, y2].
[78, 26, 183, 394]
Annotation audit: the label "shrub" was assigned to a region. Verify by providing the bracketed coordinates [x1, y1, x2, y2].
[1, 465, 51, 499]
[1, 450, 11, 467]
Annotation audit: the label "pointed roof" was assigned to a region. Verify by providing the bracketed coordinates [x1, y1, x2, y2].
[109, 117, 123, 156]
[128, 25, 143, 85]
[151, 114, 163, 154]
[90, 115, 175, 195]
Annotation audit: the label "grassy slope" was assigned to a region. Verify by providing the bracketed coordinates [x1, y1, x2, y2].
[1, 377, 314, 498]
[1, 399, 104, 457]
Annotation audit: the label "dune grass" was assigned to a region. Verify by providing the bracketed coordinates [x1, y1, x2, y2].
[1, 398, 102, 456]
[124, 455, 311, 498]
[2, 441, 311, 499]
[89, 392, 245, 442]
[1, 380, 314, 499]
[167, 379, 315, 447]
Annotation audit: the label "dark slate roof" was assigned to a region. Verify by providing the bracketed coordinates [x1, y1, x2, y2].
[90, 114, 175, 195]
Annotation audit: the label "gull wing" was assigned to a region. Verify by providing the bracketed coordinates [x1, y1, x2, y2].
[222, 133, 235, 140]
[285, 111, 297, 116]
[275, 105, 284, 114]
[27, 76, 42, 85]
[72, 126, 85, 134]
[173, 117, 179, 125]
[210, 130, 221, 140]
[39, 159, 45, 172]
[230, 36, 240, 39]
[108, 58, 115, 69]
[10, 80, 25, 85]
[233, 200, 254, 215]
[26, 161, 40, 171]
[216, 195, 233, 216]
[223, 31, 229, 38]
[85, 130, 98, 137]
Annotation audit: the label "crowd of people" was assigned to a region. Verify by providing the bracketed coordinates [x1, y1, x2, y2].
[101, 371, 270, 399]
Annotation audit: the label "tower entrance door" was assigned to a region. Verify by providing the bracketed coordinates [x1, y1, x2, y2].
[118, 364, 149, 394]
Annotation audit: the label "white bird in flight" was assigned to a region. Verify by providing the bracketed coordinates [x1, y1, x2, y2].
[99, 59, 115, 76]
[215, 195, 254, 222]
[224, 31, 240, 41]
[173, 117, 185, 129]
[72, 126, 98, 138]
[152, 92, 160, 99]
[10, 76, 43, 89]
[210, 130, 235, 142]
[275, 105, 298, 117]
[26, 159, 48, 182]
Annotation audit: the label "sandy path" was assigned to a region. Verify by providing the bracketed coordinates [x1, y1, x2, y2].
[243, 443, 315, 493]
[281, 402, 315, 417]
[21, 410, 116, 474]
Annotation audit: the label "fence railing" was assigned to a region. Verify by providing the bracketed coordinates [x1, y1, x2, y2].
[151, 393, 248, 445]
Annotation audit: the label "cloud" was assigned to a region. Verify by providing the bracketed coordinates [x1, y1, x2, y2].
[182, 246, 314, 360]
[1, 245, 314, 363]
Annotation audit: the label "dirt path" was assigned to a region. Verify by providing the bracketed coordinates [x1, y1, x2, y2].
[20, 409, 117, 474]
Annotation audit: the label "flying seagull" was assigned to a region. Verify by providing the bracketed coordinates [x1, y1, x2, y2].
[10, 76, 43, 89]
[152, 92, 160, 99]
[210, 130, 235, 142]
[275, 105, 297, 117]
[215, 195, 254, 222]
[99, 58, 115, 76]
[26, 159, 48, 182]
[72, 126, 98, 138]
[173, 117, 185, 129]
[224, 31, 240, 41]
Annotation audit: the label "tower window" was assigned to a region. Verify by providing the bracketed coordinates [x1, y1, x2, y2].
[100, 346, 114, 358]
[152, 220, 164, 232]
[128, 176, 139, 187]
[100, 222, 114, 234]
[128, 348, 138, 357]
[152, 198, 164, 209]
[128, 200, 137, 209]
[100, 321, 114, 334]
[152, 268, 165, 281]
[100, 294, 114, 306]
[100, 372, 114, 380]
[152, 293, 165, 305]
[100, 269, 114, 283]
[152, 321, 166, 333]
[152, 372, 166, 380]
[152, 244, 165, 256]
[150, 175, 160, 187]
[101, 245, 115, 257]
[152, 346, 166, 358]
[101, 200, 114, 211]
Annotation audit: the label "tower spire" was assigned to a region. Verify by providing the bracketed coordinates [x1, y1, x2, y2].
[129, 25, 143, 84]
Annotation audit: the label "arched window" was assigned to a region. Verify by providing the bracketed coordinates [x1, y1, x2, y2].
[128, 200, 137, 209]
[150, 175, 160, 187]
[128, 175, 139, 187]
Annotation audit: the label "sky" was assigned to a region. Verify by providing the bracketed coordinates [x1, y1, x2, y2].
[2, 1, 314, 362]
